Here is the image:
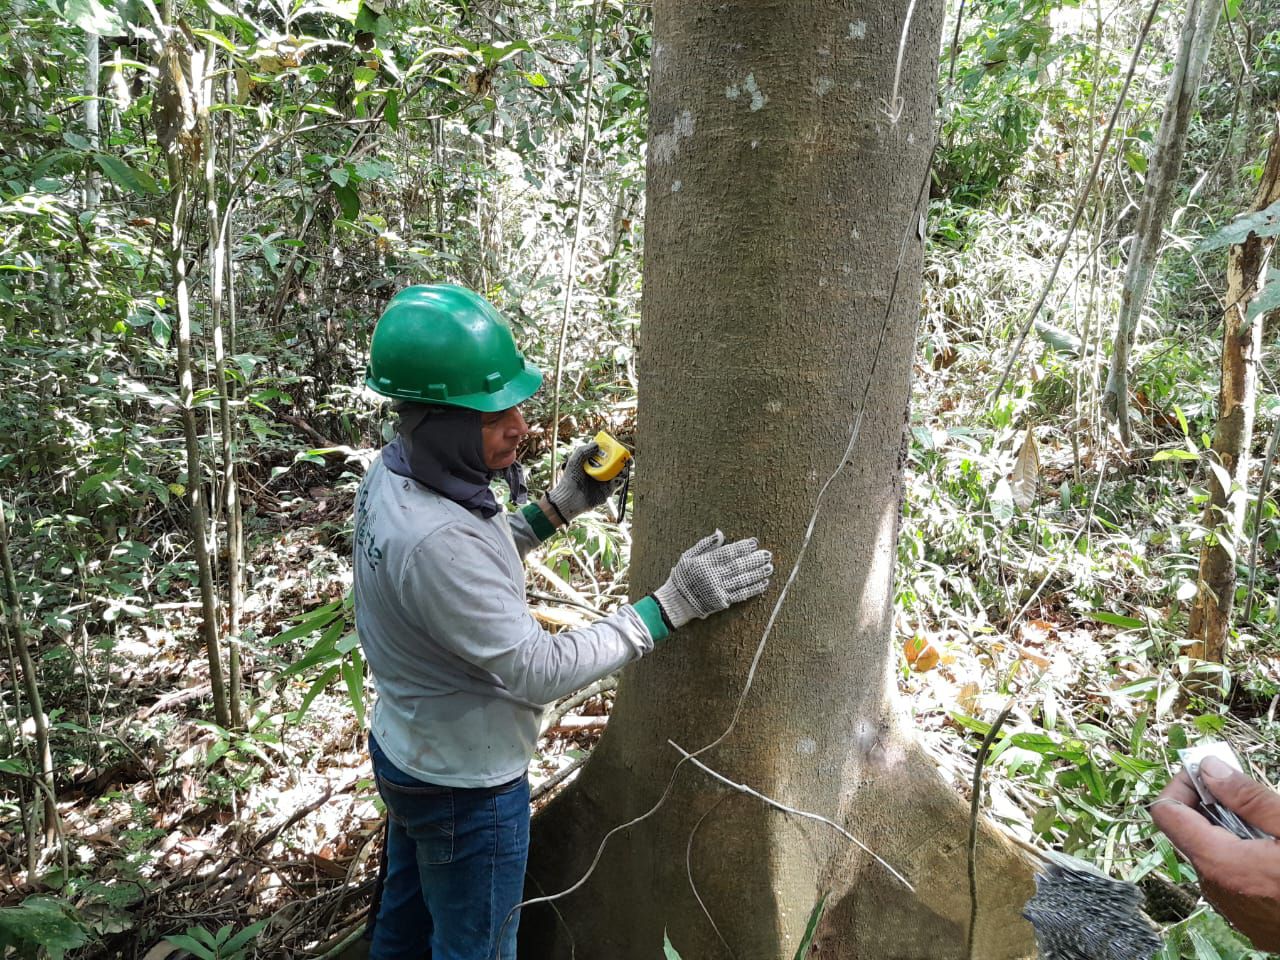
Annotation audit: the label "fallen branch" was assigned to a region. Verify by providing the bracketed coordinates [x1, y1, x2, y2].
[531, 753, 589, 803]
[543, 715, 607, 736]
[540, 676, 616, 735]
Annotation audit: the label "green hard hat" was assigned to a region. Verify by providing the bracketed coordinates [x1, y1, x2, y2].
[365, 284, 543, 412]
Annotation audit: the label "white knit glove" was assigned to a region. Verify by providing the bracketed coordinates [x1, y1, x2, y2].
[546, 442, 629, 524]
[652, 531, 773, 630]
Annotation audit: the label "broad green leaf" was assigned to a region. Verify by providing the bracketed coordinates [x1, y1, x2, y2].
[0, 897, 90, 960]
[334, 182, 360, 219]
[1151, 448, 1198, 462]
[1206, 460, 1233, 497]
[44, 0, 124, 34]
[162, 934, 217, 960]
[663, 931, 682, 960]
[1089, 611, 1145, 630]
[193, 0, 258, 41]
[990, 477, 1015, 525]
[93, 153, 160, 195]
[223, 919, 269, 954]
[1033, 320, 1082, 356]
[1199, 197, 1280, 251]
[192, 28, 238, 53]
[384, 89, 399, 129]
[1245, 268, 1280, 321]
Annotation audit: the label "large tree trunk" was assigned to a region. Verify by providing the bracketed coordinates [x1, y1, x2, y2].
[1102, 0, 1220, 445]
[523, 4, 1035, 958]
[1187, 116, 1280, 665]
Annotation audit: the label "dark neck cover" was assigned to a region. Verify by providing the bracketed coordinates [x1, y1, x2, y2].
[381, 403, 527, 519]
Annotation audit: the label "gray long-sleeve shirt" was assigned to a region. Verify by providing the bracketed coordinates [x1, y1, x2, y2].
[352, 454, 664, 788]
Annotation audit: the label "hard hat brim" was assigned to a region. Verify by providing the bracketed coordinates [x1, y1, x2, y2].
[365, 361, 543, 413]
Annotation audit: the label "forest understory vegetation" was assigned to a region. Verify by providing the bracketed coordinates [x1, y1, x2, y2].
[2, 0, 1280, 956]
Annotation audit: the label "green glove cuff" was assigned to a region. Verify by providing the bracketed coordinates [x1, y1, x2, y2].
[520, 502, 557, 542]
[633, 596, 670, 645]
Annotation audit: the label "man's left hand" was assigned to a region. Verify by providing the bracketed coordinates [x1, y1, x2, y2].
[546, 442, 628, 525]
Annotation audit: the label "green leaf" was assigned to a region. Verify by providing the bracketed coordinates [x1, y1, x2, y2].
[1089, 611, 1145, 630]
[151, 312, 172, 347]
[663, 930, 682, 960]
[1188, 926, 1224, 960]
[268, 601, 342, 646]
[334, 182, 360, 220]
[44, 0, 124, 33]
[1245, 267, 1280, 321]
[92, 153, 160, 195]
[278, 617, 345, 678]
[162, 934, 217, 960]
[384, 89, 399, 129]
[342, 648, 366, 728]
[1199, 197, 1280, 252]
[329, 166, 350, 187]
[191, 28, 239, 53]
[1151, 448, 1198, 462]
[223, 919, 268, 955]
[792, 893, 828, 960]
[0, 897, 90, 960]
[294, 665, 340, 721]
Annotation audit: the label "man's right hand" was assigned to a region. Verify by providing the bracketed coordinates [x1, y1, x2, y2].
[652, 530, 772, 630]
[1151, 757, 1280, 950]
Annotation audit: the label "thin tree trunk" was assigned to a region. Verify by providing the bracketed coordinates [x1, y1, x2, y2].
[1187, 114, 1280, 665]
[1100, 0, 1218, 442]
[200, 41, 244, 729]
[0, 495, 57, 851]
[1102, 0, 1221, 445]
[162, 32, 231, 728]
[524, 4, 1034, 957]
[85, 31, 100, 209]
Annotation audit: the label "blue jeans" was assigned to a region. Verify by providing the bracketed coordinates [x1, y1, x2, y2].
[368, 734, 530, 960]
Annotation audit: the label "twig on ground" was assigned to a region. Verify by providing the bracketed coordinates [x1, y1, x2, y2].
[531, 753, 589, 803]
[540, 676, 616, 735]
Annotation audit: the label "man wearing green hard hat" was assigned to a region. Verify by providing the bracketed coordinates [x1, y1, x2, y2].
[353, 283, 772, 960]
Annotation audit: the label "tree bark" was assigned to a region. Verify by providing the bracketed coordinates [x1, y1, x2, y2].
[523, 4, 1035, 958]
[162, 31, 231, 729]
[201, 40, 244, 729]
[0, 495, 58, 852]
[1102, 0, 1221, 445]
[1187, 115, 1280, 665]
[84, 31, 100, 210]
